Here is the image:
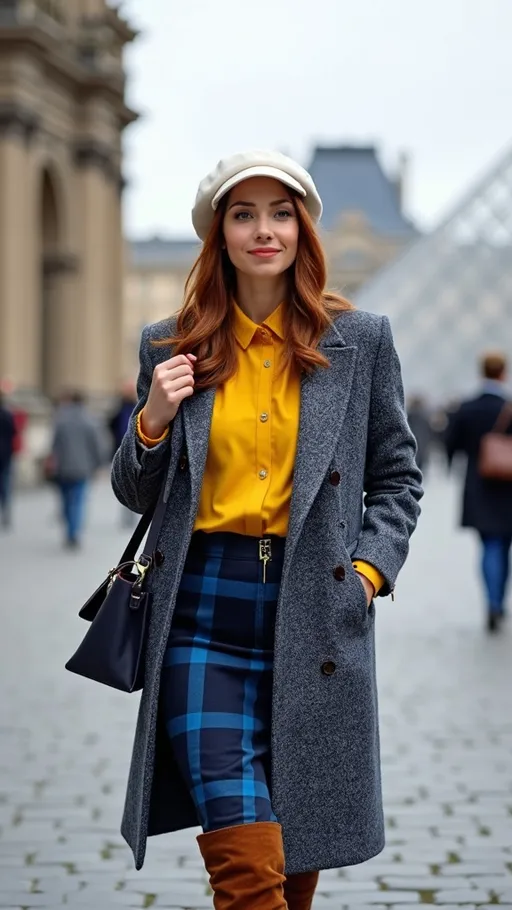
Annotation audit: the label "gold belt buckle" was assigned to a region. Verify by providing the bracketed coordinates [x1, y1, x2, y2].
[259, 538, 272, 584]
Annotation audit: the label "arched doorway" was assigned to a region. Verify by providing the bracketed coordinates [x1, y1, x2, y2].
[40, 169, 61, 397]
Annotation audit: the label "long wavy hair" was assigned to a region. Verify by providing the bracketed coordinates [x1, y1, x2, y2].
[153, 193, 355, 389]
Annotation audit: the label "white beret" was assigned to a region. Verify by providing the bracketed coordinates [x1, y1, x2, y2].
[191, 149, 323, 241]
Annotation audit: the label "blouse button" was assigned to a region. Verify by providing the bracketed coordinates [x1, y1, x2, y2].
[259, 469, 268, 480]
[263, 359, 272, 368]
[260, 413, 269, 423]
[333, 565, 346, 581]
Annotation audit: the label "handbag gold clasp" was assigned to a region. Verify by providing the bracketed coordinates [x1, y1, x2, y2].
[135, 561, 148, 581]
[135, 558, 150, 581]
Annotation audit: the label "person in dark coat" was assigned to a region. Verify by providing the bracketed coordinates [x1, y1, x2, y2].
[108, 383, 137, 458]
[110, 150, 423, 908]
[108, 383, 138, 528]
[0, 392, 16, 529]
[445, 352, 512, 631]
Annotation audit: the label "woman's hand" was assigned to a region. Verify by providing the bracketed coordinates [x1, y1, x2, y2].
[141, 353, 197, 439]
[356, 572, 375, 607]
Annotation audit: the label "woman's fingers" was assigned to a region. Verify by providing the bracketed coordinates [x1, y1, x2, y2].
[162, 363, 194, 381]
[162, 374, 194, 396]
[159, 353, 196, 372]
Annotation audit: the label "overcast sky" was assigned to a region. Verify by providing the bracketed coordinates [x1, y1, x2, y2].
[118, 0, 512, 240]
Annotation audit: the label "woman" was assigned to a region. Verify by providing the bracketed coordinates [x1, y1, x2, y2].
[112, 149, 423, 909]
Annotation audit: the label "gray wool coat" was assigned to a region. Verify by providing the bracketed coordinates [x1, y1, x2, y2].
[111, 308, 423, 875]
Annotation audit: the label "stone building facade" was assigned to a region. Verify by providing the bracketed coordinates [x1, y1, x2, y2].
[124, 145, 418, 378]
[0, 0, 137, 400]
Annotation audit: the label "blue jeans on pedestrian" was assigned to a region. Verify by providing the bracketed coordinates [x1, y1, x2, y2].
[479, 534, 512, 615]
[58, 479, 88, 544]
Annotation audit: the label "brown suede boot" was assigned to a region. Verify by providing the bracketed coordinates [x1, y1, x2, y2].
[197, 821, 288, 909]
[283, 871, 320, 910]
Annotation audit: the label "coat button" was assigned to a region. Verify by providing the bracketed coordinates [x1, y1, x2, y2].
[333, 565, 345, 581]
[329, 470, 341, 486]
[321, 660, 336, 676]
[179, 454, 188, 471]
[154, 549, 165, 567]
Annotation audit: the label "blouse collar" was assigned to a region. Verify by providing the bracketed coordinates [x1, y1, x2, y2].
[233, 302, 285, 350]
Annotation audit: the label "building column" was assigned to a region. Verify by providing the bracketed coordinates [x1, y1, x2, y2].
[0, 124, 36, 390]
[74, 149, 120, 396]
[40, 257, 80, 398]
[106, 174, 126, 389]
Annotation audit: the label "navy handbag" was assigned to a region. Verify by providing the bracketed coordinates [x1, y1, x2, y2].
[65, 485, 168, 692]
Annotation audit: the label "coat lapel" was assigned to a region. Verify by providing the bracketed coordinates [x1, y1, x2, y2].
[181, 386, 215, 508]
[286, 324, 358, 559]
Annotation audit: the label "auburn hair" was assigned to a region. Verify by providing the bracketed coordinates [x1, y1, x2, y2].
[153, 193, 355, 389]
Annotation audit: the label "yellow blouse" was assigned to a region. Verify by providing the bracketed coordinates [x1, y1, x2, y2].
[138, 303, 385, 595]
[195, 302, 299, 537]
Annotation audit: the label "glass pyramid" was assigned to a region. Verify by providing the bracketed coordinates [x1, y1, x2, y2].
[354, 145, 512, 404]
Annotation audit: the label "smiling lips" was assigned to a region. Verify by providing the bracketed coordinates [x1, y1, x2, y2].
[248, 248, 281, 258]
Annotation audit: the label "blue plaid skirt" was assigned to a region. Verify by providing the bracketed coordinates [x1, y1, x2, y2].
[160, 531, 285, 832]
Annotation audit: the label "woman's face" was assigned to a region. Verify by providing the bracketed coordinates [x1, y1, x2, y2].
[222, 177, 299, 279]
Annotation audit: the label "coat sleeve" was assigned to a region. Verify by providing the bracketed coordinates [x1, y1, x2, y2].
[444, 405, 466, 466]
[352, 316, 423, 597]
[111, 325, 171, 513]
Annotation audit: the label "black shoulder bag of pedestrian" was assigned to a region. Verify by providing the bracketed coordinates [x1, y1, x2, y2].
[65, 485, 167, 693]
[478, 402, 512, 482]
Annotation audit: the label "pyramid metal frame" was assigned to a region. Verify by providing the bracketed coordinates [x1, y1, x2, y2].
[354, 144, 512, 403]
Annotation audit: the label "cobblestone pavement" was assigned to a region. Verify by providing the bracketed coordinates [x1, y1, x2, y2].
[1, 465, 511, 908]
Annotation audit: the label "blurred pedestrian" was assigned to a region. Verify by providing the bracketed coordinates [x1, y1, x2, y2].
[108, 382, 138, 527]
[51, 391, 103, 548]
[430, 400, 460, 463]
[108, 382, 137, 459]
[111, 150, 423, 904]
[0, 392, 16, 529]
[445, 352, 512, 631]
[11, 403, 27, 460]
[407, 394, 432, 474]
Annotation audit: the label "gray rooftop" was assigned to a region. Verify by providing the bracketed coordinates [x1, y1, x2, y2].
[308, 145, 417, 237]
[129, 237, 200, 269]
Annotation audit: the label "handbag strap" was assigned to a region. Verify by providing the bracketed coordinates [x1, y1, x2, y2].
[144, 483, 170, 559]
[118, 475, 169, 568]
[492, 402, 512, 435]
